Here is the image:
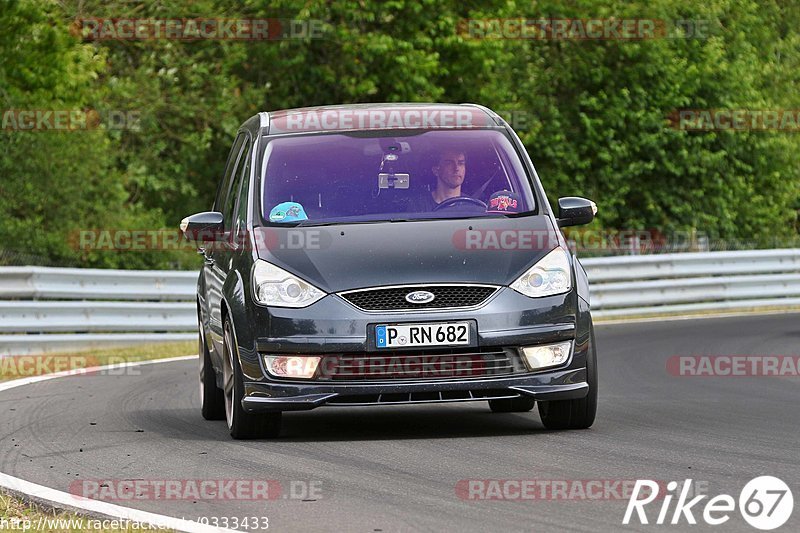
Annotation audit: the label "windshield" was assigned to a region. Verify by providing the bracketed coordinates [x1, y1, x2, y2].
[259, 129, 536, 226]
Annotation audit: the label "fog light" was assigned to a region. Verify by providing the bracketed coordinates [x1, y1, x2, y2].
[521, 341, 572, 371]
[264, 355, 321, 379]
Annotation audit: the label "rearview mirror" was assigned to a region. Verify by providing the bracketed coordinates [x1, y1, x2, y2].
[180, 211, 224, 242]
[378, 173, 410, 189]
[556, 197, 596, 227]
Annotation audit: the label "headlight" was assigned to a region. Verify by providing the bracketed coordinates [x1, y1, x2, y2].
[510, 246, 572, 298]
[521, 341, 573, 371]
[252, 260, 325, 307]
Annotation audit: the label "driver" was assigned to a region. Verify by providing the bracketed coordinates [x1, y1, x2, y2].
[412, 149, 472, 211]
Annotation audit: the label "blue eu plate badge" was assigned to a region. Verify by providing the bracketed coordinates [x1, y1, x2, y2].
[375, 325, 388, 347]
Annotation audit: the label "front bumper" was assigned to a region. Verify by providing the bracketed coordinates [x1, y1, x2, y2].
[235, 286, 592, 412]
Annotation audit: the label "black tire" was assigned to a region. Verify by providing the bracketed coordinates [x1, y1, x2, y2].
[537, 323, 598, 429]
[223, 320, 282, 439]
[199, 324, 226, 421]
[488, 396, 536, 413]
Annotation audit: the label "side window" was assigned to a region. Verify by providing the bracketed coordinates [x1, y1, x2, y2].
[213, 133, 246, 212]
[224, 140, 251, 230]
[234, 149, 252, 236]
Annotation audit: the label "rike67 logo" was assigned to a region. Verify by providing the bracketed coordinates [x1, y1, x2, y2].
[624, 477, 793, 530]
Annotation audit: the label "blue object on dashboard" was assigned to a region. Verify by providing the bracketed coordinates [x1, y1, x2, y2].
[269, 201, 308, 222]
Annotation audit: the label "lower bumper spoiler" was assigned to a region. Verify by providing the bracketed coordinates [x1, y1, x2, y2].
[241, 369, 587, 412]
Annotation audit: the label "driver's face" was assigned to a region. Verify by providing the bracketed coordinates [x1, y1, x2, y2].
[433, 151, 466, 189]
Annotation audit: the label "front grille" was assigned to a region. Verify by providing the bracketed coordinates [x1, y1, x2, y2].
[318, 347, 520, 381]
[339, 284, 497, 312]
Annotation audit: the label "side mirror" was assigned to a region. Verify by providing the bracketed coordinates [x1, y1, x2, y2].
[556, 197, 597, 227]
[180, 211, 224, 243]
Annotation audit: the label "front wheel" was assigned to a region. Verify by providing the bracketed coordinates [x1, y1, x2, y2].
[223, 319, 282, 439]
[537, 323, 598, 429]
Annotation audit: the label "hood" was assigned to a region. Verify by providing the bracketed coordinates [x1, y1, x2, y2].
[254, 216, 563, 293]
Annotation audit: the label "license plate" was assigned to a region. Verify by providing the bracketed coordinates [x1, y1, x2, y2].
[375, 322, 470, 348]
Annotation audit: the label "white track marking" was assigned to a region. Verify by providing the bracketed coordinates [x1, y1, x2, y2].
[0, 354, 238, 533]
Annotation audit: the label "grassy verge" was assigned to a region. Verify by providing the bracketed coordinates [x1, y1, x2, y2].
[65, 341, 196, 364]
[0, 490, 173, 532]
[0, 341, 196, 382]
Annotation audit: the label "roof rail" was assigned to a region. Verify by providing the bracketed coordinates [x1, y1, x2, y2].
[259, 111, 270, 132]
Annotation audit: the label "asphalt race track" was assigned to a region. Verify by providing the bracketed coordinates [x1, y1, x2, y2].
[1, 314, 798, 532]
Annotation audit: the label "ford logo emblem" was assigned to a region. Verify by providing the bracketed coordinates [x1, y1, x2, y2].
[405, 290, 435, 304]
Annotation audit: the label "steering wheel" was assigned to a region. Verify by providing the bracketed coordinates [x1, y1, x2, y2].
[433, 196, 488, 211]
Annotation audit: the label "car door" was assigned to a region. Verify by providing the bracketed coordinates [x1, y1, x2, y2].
[206, 132, 248, 356]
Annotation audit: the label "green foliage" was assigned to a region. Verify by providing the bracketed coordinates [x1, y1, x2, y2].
[1, 0, 798, 268]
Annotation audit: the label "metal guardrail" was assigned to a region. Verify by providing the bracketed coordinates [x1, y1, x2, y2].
[0, 268, 199, 355]
[1, 249, 799, 354]
[582, 249, 800, 282]
[0, 301, 195, 333]
[583, 249, 800, 318]
[0, 266, 197, 300]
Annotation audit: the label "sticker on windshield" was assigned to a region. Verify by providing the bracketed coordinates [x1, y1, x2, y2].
[486, 190, 520, 213]
[269, 201, 308, 223]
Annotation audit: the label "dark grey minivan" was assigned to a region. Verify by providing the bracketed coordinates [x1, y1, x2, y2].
[181, 103, 598, 439]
